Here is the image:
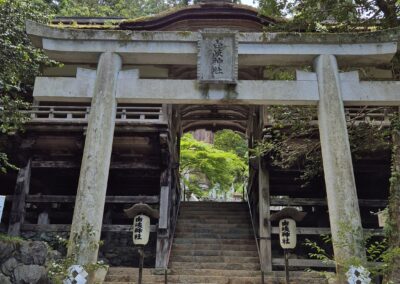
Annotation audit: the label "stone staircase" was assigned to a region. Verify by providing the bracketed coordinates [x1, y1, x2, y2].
[104, 202, 328, 284]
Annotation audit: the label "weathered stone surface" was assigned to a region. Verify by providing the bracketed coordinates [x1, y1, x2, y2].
[19, 241, 47, 265]
[47, 248, 62, 262]
[13, 264, 46, 284]
[0, 242, 16, 263]
[315, 54, 365, 281]
[0, 240, 54, 284]
[26, 20, 399, 68]
[68, 52, 121, 265]
[0, 273, 12, 284]
[1, 257, 18, 277]
[198, 29, 238, 84]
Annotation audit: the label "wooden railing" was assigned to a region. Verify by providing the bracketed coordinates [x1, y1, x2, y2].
[245, 170, 386, 270]
[345, 106, 394, 126]
[24, 105, 166, 124]
[4, 194, 159, 232]
[266, 106, 397, 127]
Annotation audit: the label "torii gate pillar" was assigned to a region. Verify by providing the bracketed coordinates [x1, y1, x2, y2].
[67, 52, 121, 264]
[315, 54, 366, 281]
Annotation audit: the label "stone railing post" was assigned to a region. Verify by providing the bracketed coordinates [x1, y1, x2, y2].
[67, 52, 121, 265]
[314, 54, 366, 281]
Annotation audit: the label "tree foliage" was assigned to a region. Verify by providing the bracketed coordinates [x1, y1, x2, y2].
[259, 106, 391, 187]
[214, 129, 248, 160]
[259, 0, 399, 31]
[180, 133, 248, 198]
[0, 0, 56, 173]
[0, 0, 54, 91]
[56, 0, 187, 18]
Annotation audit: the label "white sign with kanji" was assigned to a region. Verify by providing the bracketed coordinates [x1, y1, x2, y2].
[279, 218, 297, 249]
[132, 214, 150, 246]
[346, 266, 371, 284]
[63, 265, 88, 284]
[0, 196, 5, 223]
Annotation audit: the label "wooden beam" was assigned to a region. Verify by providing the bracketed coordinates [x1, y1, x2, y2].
[21, 224, 156, 232]
[272, 258, 382, 268]
[271, 227, 384, 236]
[270, 197, 388, 207]
[272, 258, 335, 268]
[31, 160, 159, 170]
[8, 160, 31, 236]
[25, 195, 159, 204]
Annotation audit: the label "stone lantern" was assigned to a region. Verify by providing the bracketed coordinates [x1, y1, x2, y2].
[124, 203, 159, 284]
[270, 207, 306, 284]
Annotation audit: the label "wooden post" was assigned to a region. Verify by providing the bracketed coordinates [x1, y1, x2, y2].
[8, 160, 31, 236]
[259, 159, 272, 273]
[156, 132, 172, 269]
[248, 106, 272, 272]
[155, 167, 171, 269]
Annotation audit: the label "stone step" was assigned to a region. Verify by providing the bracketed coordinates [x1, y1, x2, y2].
[106, 275, 263, 284]
[168, 261, 260, 270]
[178, 212, 250, 218]
[105, 267, 327, 284]
[176, 222, 252, 229]
[172, 243, 257, 251]
[105, 279, 327, 284]
[107, 268, 156, 275]
[173, 237, 256, 245]
[170, 255, 259, 263]
[105, 276, 163, 282]
[174, 232, 254, 239]
[180, 209, 249, 214]
[175, 226, 253, 234]
[104, 279, 326, 284]
[179, 209, 248, 214]
[180, 203, 247, 209]
[180, 202, 246, 207]
[171, 249, 259, 257]
[177, 218, 250, 224]
[169, 268, 261, 277]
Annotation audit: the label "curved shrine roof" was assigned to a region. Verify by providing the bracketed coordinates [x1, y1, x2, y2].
[53, 2, 277, 32]
[118, 3, 276, 32]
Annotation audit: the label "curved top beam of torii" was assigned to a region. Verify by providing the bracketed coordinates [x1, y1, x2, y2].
[26, 20, 399, 67]
[27, 20, 400, 107]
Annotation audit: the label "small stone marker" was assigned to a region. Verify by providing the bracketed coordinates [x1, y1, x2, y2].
[345, 266, 371, 284]
[197, 29, 238, 84]
[377, 210, 387, 228]
[63, 265, 88, 284]
[0, 195, 5, 222]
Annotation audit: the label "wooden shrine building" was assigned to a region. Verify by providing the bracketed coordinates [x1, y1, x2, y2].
[1, 0, 400, 282]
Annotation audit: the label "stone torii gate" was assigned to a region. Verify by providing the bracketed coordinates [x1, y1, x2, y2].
[27, 20, 400, 280]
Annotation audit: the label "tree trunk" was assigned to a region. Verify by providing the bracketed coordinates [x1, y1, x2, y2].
[386, 129, 400, 282]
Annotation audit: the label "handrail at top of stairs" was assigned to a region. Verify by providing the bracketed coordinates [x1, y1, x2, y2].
[245, 170, 262, 269]
[164, 169, 182, 271]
